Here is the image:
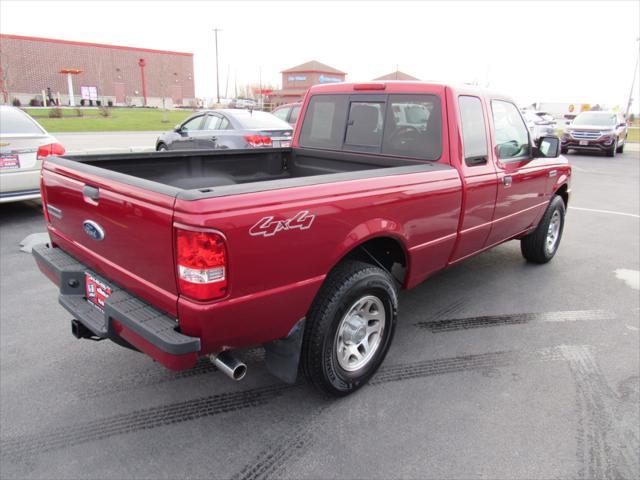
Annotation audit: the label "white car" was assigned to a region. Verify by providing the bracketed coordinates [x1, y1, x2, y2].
[521, 110, 556, 142]
[0, 106, 65, 203]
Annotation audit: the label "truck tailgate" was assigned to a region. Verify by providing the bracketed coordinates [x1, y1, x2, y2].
[41, 166, 179, 316]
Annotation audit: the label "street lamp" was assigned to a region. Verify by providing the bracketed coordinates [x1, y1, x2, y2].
[625, 37, 640, 118]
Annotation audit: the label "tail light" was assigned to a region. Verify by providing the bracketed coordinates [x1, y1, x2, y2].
[244, 135, 272, 147]
[175, 227, 228, 301]
[37, 143, 65, 160]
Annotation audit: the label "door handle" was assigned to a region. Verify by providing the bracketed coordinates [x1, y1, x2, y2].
[549, 170, 557, 177]
[82, 185, 100, 201]
[502, 175, 513, 187]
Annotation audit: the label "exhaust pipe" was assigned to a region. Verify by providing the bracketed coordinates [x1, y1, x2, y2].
[210, 351, 247, 381]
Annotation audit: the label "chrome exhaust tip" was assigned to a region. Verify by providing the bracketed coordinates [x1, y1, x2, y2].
[210, 351, 247, 381]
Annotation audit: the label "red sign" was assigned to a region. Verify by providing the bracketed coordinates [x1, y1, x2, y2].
[85, 272, 112, 311]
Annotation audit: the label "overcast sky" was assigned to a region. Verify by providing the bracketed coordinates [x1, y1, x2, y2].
[2, 0, 639, 111]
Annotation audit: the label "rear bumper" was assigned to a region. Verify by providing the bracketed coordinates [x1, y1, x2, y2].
[33, 244, 200, 370]
[0, 169, 41, 203]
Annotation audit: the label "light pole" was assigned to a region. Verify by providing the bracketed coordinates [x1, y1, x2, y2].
[213, 28, 221, 104]
[625, 37, 640, 118]
[138, 58, 147, 107]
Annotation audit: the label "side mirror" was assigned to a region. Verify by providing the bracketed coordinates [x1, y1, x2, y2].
[174, 124, 183, 132]
[534, 136, 560, 158]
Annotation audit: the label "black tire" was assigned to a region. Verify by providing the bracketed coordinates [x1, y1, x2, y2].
[616, 140, 625, 154]
[301, 260, 398, 396]
[521, 195, 566, 264]
[607, 139, 617, 157]
[157, 143, 168, 152]
[560, 146, 569, 154]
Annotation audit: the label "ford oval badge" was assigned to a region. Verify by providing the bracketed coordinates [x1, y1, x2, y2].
[83, 220, 105, 241]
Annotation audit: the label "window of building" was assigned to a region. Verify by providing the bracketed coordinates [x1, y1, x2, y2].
[491, 100, 530, 160]
[458, 96, 488, 166]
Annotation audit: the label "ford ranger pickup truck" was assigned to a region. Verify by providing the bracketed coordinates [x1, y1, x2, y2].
[33, 82, 571, 396]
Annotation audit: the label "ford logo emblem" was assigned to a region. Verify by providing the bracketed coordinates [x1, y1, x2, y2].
[83, 220, 105, 241]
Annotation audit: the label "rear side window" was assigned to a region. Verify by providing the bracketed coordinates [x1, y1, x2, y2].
[289, 105, 301, 124]
[299, 95, 349, 149]
[491, 100, 530, 160]
[0, 108, 44, 135]
[203, 115, 221, 130]
[273, 107, 290, 121]
[458, 96, 488, 165]
[300, 93, 442, 160]
[382, 95, 441, 160]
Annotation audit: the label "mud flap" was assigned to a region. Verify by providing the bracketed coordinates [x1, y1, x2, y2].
[264, 317, 305, 384]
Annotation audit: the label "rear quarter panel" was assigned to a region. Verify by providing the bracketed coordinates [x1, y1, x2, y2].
[174, 168, 461, 352]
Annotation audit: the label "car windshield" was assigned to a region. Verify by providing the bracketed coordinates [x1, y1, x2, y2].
[232, 110, 292, 130]
[0, 108, 44, 135]
[572, 112, 616, 127]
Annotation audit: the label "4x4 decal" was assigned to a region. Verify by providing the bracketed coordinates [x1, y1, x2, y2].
[249, 211, 315, 237]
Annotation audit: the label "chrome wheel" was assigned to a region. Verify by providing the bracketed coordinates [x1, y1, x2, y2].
[546, 210, 561, 254]
[335, 295, 386, 372]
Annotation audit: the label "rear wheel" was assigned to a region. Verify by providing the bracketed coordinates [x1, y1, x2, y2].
[521, 195, 566, 264]
[301, 260, 398, 396]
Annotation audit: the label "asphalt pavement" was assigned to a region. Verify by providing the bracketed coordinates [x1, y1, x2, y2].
[0, 149, 638, 479]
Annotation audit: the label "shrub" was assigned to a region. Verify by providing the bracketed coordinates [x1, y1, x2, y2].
[98, 106, 111, 117]
[96, 100, 101, 107]
[80, 99, 85, 106]
[48, 108, 63, 118]
[29, 98, 41, 107]
[107, 100, 113, 107]
[12, 98, 21, 107]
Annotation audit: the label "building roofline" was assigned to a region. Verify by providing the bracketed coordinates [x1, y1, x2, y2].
[0, 33, 194, 57]
[280, 69, 346, 75]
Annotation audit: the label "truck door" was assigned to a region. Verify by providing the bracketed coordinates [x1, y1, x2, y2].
[485, 100, 549, 245]
[450, 95, 499, 262]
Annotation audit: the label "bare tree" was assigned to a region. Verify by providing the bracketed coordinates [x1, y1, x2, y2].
[0, 49, 13, 104]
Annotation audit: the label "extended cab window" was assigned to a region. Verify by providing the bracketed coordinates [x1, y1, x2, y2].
[383, 95, 441, 160]
[458, 96, 488, 166]
[491, 100, 530, 160]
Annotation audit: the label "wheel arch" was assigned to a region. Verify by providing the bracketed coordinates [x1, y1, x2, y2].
[555, 183, 569, 207]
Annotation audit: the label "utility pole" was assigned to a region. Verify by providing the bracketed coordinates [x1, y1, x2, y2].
[625, 37, 640, 118]
[213, 28, 221, 104]
[225, 64, 230, 99]
[259, 66, 262, 109]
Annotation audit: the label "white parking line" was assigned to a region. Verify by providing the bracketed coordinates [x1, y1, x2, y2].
[569, 206, 640, 219]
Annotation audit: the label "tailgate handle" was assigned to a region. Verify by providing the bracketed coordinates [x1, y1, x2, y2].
[82, 185, 100, 202]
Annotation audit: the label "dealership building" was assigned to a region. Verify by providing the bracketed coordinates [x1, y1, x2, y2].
[0, 34, 195, 107]
[269, 60, 346, 105]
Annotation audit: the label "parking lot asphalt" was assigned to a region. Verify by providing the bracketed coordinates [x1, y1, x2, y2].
[1, 150, 638, 480]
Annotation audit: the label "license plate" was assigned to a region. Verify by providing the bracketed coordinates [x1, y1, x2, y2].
[579, 140, 589, 146]
[281, 141, 291, 148]
[0, 155, 20, 169]
[85, 272, 112, 311]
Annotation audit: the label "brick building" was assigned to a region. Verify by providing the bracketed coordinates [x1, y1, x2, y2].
[269, 60, 346, 105]
[373, 70, 419, 81]
[0, 34, 195, 107]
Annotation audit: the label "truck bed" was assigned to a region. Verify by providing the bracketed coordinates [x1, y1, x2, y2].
[51, 148, 435, 199]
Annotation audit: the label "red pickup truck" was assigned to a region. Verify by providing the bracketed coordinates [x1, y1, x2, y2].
[33, 82, 571, 396]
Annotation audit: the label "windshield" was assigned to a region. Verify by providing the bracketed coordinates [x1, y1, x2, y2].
[572, 112, 616, 127]
[0, 108, 45, 135]
[232, 110, 292, 130]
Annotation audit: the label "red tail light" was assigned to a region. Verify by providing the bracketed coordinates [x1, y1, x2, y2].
[244, 135, 272, 147]
[175, 227, 228, 301]
[37, 142, 65, 160]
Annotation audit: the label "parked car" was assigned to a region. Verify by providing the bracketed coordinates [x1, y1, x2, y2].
[561, 111, 627, 156]
[521, 110, 555, 142]
[0, 106, 65, 203]
[33, 81, 569, 396]
[229, 98, 257, 109]
[272, 102, 302, 126]
[156, 109, 293, 151]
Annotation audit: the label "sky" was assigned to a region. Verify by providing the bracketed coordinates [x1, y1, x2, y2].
[2, 0, 639, 112]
